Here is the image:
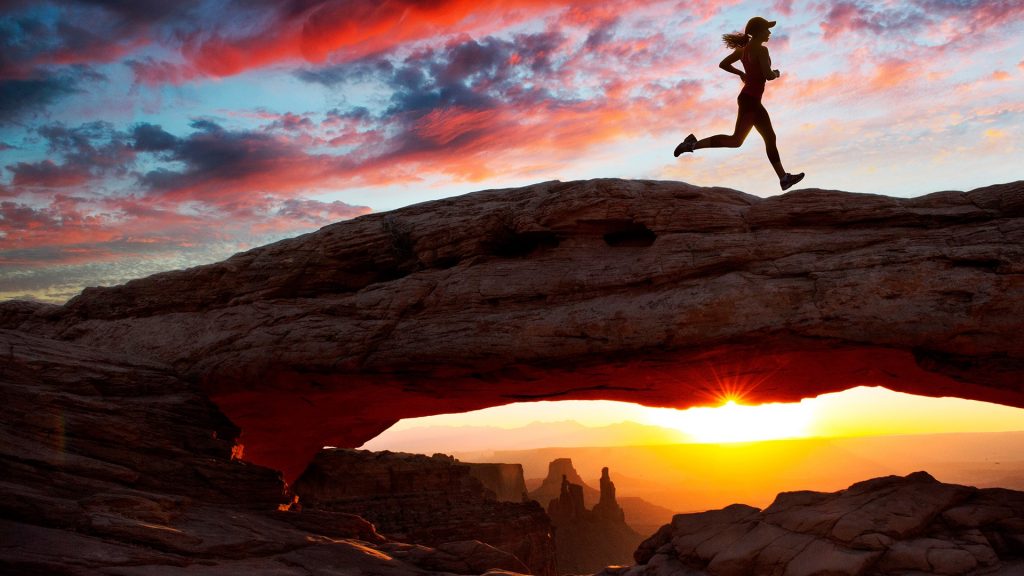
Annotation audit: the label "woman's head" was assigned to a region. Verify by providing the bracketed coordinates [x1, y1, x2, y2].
[723, 16, 776, 49]
[745, 16, 776, 42]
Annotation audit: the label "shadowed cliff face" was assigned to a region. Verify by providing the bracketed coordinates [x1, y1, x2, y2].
[3, 178, 1023, 480]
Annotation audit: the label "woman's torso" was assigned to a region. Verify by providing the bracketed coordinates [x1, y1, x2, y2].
[740, 45, 766, 98]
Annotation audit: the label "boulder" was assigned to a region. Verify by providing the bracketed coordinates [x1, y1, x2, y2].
[625, 472, 1024, 576]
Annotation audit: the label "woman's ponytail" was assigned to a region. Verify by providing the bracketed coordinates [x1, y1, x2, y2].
[722, 32, 749, 49]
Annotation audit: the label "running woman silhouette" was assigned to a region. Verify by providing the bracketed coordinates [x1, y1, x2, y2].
[674, 17, 805, 191]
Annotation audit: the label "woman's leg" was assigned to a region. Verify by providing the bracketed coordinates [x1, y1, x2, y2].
[751, 102, 786, 179]
[694, 96, 755, 150]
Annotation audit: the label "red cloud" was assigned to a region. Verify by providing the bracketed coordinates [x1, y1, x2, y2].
[414, 107, 504, 146]
[0, 191, 370, 269]
[868, 58, 916, 90]
[9, 160, 92, 188]
[185, 0, 576, 79]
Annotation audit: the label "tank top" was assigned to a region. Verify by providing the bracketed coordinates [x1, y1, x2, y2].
[740, 46, 766, 99]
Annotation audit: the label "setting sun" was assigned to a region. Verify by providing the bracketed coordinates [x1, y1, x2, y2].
[644, 399, 815, 443]
[365, 387, 1024, 453]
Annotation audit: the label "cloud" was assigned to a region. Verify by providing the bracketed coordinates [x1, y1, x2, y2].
[6, 121, 135, 187]
[0, 74, 80, 121]
[983, 128, 1006, 140]
[819, 1, 926, 40]
[0, 200, 60, 230]
[131, 123, 178, 152]
[267, 112, 315, 132]
[0, 1, 201, 72]
[8, 159, 92, 187]
[125, 57, 201, 86]
[271, 197, 371, 229]
[183, 0, 568, 79]
[818, 0, 1024, 44]
[137, 121, 323, 200]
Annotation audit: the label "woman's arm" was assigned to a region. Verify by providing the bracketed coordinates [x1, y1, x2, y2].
[756, 46, 780, 80]
[719, 49, 746, 81]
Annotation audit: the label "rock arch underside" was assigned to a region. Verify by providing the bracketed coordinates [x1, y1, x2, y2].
[4, 178, 1024, 483]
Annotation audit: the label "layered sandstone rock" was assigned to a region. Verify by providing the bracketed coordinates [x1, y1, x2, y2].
[619, 472, 1024, 576]
[292, 449, 556, 576]
[466, 462, 530, 503]
[3, 179, 1021, 480]
[0, 329, 528, 576]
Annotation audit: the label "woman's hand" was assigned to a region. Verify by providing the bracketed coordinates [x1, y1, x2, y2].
[739, 72, 748, 83]
[773, 69, 781, 79]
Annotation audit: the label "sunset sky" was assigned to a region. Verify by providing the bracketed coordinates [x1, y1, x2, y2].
[365, 387, 1024, 451]
[2, 0, 1023, 302]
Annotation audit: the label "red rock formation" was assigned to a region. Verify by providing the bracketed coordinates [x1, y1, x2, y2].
[531, 458, 601, 508]
[593, 467, 627, 524]
[548, 475, 589, 522]
[0, 329, 529, 575]
[621, 472, 1024, 576]
[545, 467, 643, 574]
[292, 449, 556, 576]
[2, 179, 1023, 480]
[465, 462, 530, 502]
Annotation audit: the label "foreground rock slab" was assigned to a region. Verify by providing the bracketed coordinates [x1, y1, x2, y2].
[0, 330, 529, 576]
[3, 179, 1023, 478]
[293, 449, 556, 576]
[618, 472, 1024, 576]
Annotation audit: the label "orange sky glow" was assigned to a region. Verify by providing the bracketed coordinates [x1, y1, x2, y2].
[367, 386, 1024, 449]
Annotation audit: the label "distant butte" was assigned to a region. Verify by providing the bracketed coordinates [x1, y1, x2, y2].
[3, 178, 1023, 480]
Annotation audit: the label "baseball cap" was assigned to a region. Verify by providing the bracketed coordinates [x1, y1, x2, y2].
[745, 16, 777, 35]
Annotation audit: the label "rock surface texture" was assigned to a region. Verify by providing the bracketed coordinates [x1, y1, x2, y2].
[0, 329, 530, 575]
[465, 462, 530, 503]
[617, 472, 1024, 576]
[292, 449, 556, 576]
[3, 179, 1021, 480]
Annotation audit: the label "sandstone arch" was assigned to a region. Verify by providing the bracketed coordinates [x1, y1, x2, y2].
[6, 178, 1022, 480]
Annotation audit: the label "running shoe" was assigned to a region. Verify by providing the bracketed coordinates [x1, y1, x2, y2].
[673, 134, 697, 157]
[780, 172, 805, 191]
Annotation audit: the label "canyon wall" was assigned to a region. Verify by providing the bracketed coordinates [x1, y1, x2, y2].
[292, 449, 556, 576]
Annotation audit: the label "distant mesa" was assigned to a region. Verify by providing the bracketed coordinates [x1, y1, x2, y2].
[530, 457, 601, 508]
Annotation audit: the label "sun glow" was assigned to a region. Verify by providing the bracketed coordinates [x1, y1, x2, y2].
[367, 387, 1024, 454]
[645, 398, 816, 443]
